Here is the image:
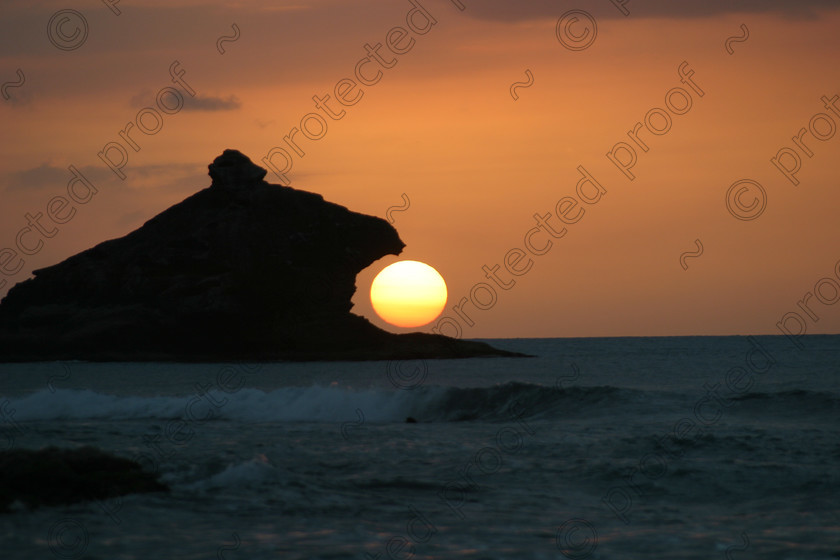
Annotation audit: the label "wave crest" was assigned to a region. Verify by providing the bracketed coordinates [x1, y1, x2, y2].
[6, 383, 632, 423]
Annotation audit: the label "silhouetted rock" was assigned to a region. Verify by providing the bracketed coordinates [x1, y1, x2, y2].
[208, 149, 267, 187]
[0, 446, 167, 512]
[0, 150, 522, 361]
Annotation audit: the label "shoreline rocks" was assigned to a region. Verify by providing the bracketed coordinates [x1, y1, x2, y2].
[0, 446, 167, 512]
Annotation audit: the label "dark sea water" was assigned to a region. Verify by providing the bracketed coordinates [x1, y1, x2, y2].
[1, 335, 838, 559]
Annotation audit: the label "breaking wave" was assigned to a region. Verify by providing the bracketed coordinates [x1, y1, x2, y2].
[7, 382, 638, 423]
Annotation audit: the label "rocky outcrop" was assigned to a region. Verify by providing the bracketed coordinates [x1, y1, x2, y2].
[0, 150, 520, 361]
[0, 447, 166, 511]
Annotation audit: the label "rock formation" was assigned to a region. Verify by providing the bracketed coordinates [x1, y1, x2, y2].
[0, 446, 167, 511]
[0, 150, 520, 361]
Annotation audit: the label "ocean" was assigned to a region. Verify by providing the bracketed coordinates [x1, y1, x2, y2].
[1, 335, 838, 559]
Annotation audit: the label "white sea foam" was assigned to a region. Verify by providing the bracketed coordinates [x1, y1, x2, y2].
[6, 385, 445, 423]
[183, 454, 280, 491]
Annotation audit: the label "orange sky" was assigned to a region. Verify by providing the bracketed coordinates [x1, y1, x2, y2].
[1, 0, 839, 340]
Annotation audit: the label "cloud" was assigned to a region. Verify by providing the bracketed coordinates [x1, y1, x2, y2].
[453, 0, 840, 21]
[5, 164, 67, 191]
[183, 95, 242, 112]
[4, 162, 202, 193]
[129, 162, 203, 180]
[107, 162, 206, 191]
[0, 0, 408, 100]
[130, 90, 241, 112]
[4, 164, 113, 192]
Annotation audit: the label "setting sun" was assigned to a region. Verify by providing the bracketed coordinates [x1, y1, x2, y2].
[370, 260, 448, 328]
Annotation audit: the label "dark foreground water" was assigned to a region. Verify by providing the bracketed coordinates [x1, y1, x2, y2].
[1, 335, 838, 559]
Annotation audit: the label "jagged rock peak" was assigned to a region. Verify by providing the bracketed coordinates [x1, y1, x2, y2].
[208, 149, 267, 188]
